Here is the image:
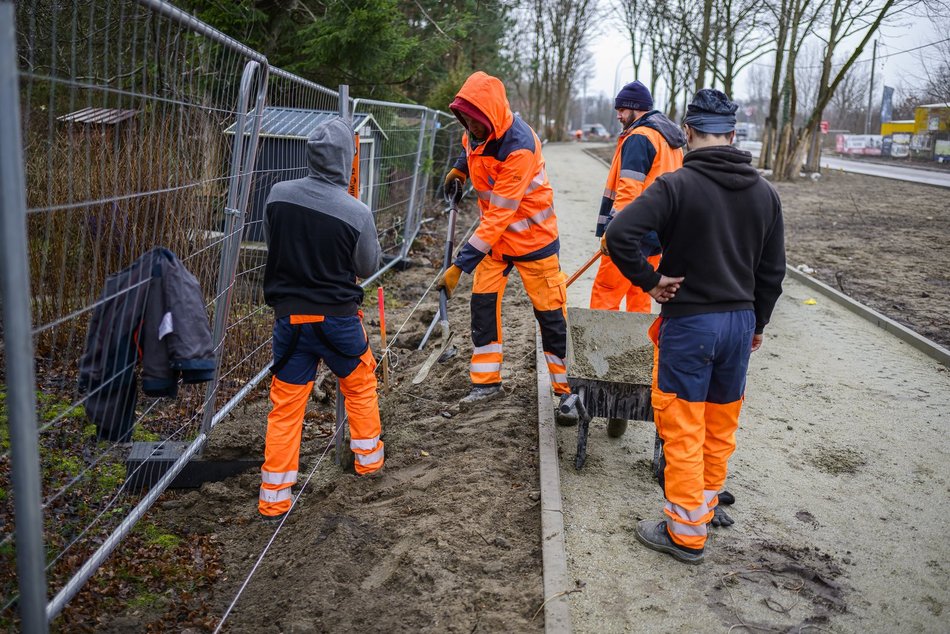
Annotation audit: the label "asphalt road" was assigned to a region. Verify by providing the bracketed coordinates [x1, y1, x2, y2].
[738, 141, 950, 188]
[819, 155, 950, 188]
[543, 141, 950, 633]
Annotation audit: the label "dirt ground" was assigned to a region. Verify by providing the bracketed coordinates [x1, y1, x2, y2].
[772, 170, 950, 348]
[52, 145, 949, 632]
[552, 142, 950, 633]
[109, 200, 549, 633]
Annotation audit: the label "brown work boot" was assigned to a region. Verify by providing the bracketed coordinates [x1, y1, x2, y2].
[635, 519, 705, 565]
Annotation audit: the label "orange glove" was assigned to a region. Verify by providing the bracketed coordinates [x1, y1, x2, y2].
[443, 168, 466, 203]
[436, 264, 462, 298]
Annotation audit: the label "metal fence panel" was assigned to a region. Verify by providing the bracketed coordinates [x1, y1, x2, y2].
[1, 0, 463, 625]
[4, 0, 267, 622]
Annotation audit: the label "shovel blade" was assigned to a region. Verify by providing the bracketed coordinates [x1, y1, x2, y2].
[412, 331, 455, 384]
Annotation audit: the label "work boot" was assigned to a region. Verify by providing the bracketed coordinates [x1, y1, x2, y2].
[606, 418, 628, 437]
[555, 393, 579, 426]
[635, 519, 705, 565]
[460, 384, 504, 404]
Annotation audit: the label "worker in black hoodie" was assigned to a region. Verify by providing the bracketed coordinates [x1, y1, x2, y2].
[259, 117, 384, 521]
[605, 89, 786, 564]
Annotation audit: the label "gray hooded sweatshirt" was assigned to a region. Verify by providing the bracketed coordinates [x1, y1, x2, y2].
[262, 117, 381, 317]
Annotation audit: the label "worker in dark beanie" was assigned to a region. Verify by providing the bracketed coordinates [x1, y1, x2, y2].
[589, 80, 685, 316]
[604, 88, 786, 564]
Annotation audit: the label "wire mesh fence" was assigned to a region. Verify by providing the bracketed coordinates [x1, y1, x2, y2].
[0, 0, 461, 628]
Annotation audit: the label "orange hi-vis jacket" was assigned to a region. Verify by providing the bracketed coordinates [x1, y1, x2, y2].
[451, 72, 560, 273]
[596, 111, 686, 250]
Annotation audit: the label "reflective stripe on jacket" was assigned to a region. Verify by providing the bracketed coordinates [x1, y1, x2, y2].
[451, 72, 559, 273]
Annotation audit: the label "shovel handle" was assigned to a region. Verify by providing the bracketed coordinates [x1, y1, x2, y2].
[566, 249, 602, 288]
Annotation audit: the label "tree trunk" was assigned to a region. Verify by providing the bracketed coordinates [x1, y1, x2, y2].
[759, 0, 789, 169]
[695, 0, 714, 91]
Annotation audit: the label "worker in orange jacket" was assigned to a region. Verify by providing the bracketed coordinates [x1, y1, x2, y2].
[438, 71, 576, 420]
[591, 81, 685, 312]
[258, 117, 384, 521]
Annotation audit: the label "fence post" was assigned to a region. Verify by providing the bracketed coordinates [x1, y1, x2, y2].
[0, 5, 49, 631]
[200, 60, 268, 438]
[339, 84, 351, 125]
[401, 109, 429, 258]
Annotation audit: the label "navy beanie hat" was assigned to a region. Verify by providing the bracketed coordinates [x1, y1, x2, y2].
[614, 80, 653, 111]
[684, 88, 738, 133]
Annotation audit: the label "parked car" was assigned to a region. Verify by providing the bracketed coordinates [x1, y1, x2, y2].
[583, 123, 611, 141]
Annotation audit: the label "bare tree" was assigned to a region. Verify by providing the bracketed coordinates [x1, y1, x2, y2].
[712, 0, 774, 96]
[508, 0, 599, 141]
[774, 0, 910, 179]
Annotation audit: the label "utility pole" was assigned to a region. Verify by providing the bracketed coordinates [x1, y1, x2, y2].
[865, 39, 878, 135]
[581, 74, 587, 130]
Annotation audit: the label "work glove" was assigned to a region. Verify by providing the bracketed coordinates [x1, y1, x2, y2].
[600, 235, 609, 256]
[709, 505, 734, 528]
[436, 264, 462, 298]
[443, 168, 466, 204]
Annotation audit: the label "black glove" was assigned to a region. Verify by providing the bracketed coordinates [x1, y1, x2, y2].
[709, 504, 734, 527]
[718, 490, 735, 505]
[443, 168, 465, 204]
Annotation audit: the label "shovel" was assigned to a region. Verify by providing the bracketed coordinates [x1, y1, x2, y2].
[413, 185, 460, 384]
[566, 249, 602, 288]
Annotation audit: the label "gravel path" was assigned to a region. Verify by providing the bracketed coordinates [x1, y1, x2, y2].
[544, 141, 950, 633]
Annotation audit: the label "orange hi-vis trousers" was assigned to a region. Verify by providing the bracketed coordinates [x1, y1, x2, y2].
[590, 253, 662, 313]
[470, 253, 569, 395]
[649, 311, 755, 551]
[260, 313, 383, 517]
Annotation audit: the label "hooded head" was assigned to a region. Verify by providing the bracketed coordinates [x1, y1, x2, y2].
[450, 71, 515, 141]
[306, 116, 354, 187]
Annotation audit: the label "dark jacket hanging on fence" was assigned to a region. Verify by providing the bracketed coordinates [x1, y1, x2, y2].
[78, 248, 215, 441]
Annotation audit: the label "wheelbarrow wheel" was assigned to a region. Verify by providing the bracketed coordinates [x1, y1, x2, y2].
[606, 418, 628, 438]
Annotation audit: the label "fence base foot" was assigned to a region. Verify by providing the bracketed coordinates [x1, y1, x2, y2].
[125, 441, 262, 491]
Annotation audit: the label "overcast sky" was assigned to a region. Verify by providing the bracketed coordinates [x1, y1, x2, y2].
[588, 9, 945, 107]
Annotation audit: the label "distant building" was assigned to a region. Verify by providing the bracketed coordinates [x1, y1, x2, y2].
[880, 103, 950, 161]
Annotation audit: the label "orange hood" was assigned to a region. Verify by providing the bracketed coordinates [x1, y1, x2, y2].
[454, 71, 515, 140]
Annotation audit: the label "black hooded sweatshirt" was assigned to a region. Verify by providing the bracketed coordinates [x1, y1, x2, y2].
[605, 145, 785, 334]
[262, 118, 381, 317]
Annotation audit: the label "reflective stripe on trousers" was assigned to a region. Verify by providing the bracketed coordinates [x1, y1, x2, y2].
[648, 312, 753, 550]
[261, 315, 385, 515]
[470, 254, 570, 395]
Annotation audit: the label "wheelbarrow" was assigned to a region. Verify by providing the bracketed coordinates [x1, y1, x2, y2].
[560, 307, 662, 471]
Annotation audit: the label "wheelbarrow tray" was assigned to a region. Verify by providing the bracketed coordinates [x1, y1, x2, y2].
[566, 307, 655, 422]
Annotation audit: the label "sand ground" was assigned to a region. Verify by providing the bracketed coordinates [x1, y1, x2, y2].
[544, 141, 950, 633]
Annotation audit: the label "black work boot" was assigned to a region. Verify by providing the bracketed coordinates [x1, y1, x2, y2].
[555, 393, 579, 426]
[460, 384, 504, 404]
[635, 519, 705, 565]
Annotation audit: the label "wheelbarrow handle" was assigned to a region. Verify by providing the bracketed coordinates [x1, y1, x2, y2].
[566, 249, 602, 288]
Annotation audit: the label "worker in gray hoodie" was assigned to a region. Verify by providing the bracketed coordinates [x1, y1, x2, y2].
[259, 117, 383, 521]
